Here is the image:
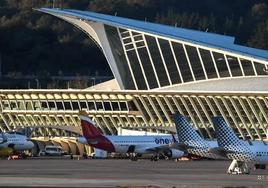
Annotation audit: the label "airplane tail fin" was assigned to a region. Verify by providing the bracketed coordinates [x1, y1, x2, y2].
[212, 117, 245, 147]
[173, 113, 204, 144]
[212, 117, 253, 162]
[80, 115, 103, 139]
[79, 113, 115, 152]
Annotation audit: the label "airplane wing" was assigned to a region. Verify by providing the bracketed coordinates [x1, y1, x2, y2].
[134, 144, 177, 154]
[138, 143, 186, 153]
[143, 145, 172, 153]
[140, 133, 185, 153]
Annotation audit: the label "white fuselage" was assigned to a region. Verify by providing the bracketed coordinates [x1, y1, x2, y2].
[185, 139, 268, 163]
[107, 135, 174, 153]
[252, 144, 268, 164]
[0, 133, 34, 151]
[225, 141, 268, 164]
[77, 134, 183, 156]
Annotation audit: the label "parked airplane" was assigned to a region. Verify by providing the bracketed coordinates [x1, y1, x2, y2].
[212, 116, 268, 173]
[0, 131, 34, 151]
[78, 114, 184, 161]
[173, 113, 221, 159]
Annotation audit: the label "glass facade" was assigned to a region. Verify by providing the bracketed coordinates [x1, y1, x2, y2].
[199, 49, 218, 79]
[104, 25, 135, 89]
[126, 50, 147, 90]
[159, 39, 181, 84]
[212, 52, 230, 78]
[185, 45, 206, 80]
[146, 35, 170, 87]
[1, 99, 130, 112]
[240, 59, 255, 76]
[254, 62, 266, 75]
[137, 47, 159, 89]
[172, 42, 194, 82]
[2, 82, 268, 138]
[226, 55, 242, 77]
[104, 25, 267, 90]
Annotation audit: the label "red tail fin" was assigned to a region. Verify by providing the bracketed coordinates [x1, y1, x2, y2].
[79, 115, 115, 152]
[80, 115, 102, 139]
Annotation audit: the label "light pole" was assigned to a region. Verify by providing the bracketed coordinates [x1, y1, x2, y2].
[0, 52, 2, 77]
[92, 77, 96, 86]
[35, 78, 39, 89]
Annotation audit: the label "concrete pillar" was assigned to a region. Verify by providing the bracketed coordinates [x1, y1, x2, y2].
[85, 145, 94, 156]
[67, 141, 79, 155]
[59, 140, 71, 154]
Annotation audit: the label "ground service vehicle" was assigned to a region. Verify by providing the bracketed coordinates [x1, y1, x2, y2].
[39, 145, 64, 156]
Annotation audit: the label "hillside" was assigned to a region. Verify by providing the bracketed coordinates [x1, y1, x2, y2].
[0, 0, 267, 88]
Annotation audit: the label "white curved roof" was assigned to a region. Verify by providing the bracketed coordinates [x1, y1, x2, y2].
[38, 8, 268, 61]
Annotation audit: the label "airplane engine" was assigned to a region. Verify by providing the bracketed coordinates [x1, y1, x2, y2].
[12, 143, 26, 151]
[0, 137, 4, 144]
[165, 149, 184, 159]
[76, 136, 87, 144]
[8, 143, 15, 149]
[12, 141, 34, 151]
[255, 164, 266, 169]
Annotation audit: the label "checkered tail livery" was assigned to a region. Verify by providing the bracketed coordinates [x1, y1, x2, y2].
[173, 113, 207, 148]
[212, 117, 246, 148]
[212, 116, 255, 162]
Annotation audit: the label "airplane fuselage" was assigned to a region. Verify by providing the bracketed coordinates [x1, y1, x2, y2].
[0, 133, 34, 151]
[225, 141, 268, 165]
[79, 114, 184, 159]
[106, 135, 174, 153]
[187, 140, 220, 159]
[78, 135, 183, 157]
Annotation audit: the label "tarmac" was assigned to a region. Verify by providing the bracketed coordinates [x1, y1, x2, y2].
[0, 158, 268, 187]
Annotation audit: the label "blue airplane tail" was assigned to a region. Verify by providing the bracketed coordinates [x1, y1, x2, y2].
[212, 117, 245, 148]
[212, 116, 254, 162]
[173, 113, 205, 144]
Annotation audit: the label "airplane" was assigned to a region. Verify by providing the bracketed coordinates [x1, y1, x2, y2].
[173, 113, 222, 159]
[0, 131, 34, 151]
[212, 116, 268, 174]
[78, 114, 184, 161]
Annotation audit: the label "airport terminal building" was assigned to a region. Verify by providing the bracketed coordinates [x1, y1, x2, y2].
[0, 8, 268, 149]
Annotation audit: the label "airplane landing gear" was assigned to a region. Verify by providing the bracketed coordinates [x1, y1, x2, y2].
[129, 153, 138, 161]
[151, 154, 159, 161]
[227, 160, 250, 175]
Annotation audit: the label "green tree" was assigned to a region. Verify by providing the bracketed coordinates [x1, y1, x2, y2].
[248, 20, 268, 50]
